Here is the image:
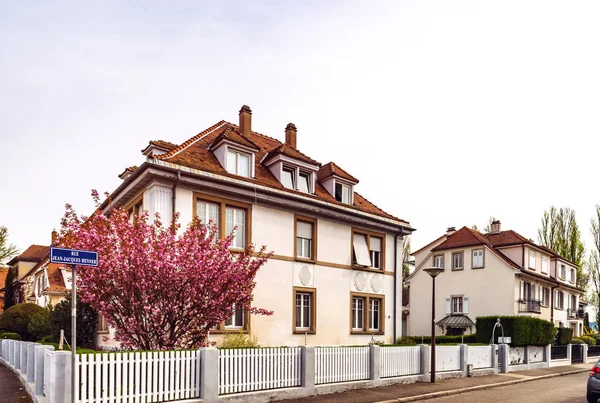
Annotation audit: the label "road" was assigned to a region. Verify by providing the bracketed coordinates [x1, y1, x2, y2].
[0, 363, 32, 403]
[414, 372, 588, 403]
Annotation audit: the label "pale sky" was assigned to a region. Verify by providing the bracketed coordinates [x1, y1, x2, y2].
[1, 1, 599, 259]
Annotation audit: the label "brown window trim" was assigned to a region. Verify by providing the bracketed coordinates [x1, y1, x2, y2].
[351, 228, 386, 271]
[124, 194, 144, 225]
[211, 309, 252, 334]
[349, 292, 385, 335]
[294, 215, 318, 263]
[97, 314, 109, 334]
[451, 251, 464, 271]
[192, 192, 252, 250]
[293, 287, 317, 334]
[432, 253, 444, 269]
[471, 248, 485, 269]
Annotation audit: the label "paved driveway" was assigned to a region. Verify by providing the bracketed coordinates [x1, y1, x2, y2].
[0, 364, 32, 403]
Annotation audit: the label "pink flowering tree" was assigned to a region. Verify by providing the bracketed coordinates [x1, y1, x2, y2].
[59, 191, 272, 350]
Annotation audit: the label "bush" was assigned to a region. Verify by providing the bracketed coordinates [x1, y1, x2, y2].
[0, 332, 21, 340]
[407, 334, 477, 344]
[0, 303, 48, 341]
[28, 308, 52, 341]
[220, 332, 260, 348]
[555, 327, 573, 345]
[41, 335, 55, 343]
[580, 335, 596, 345]
[395, 336, 417, 346]
[571, 338, 585, 344]
[50, 296, 97, 349]
[476, 316, 556, 346]
[590, 334, 600, 344]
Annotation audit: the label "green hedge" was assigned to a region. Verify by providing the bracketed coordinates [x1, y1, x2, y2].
[581, 335, 596, 345]
[571, 338, 585, 345]
[0, 332, 22, 340]
[476, 316, 556, 346]
[407, 334, 477, 344]
[555, 327, 573, 345]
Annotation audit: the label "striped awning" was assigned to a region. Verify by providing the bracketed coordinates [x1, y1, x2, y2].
[436, 315, 475, 329]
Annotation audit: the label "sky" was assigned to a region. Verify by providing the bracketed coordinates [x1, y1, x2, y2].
[1, 1, 599, 259]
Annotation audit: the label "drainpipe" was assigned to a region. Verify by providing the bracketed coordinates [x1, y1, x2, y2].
[521, 244, 525, 268]
[172, 170, 181, 223]
[551, 284, 559, 324]
[394, 234, 398, 342]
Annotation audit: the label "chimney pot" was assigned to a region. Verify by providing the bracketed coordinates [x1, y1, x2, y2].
[285, 123, 297, 149]
[446, 227, 456, 237]
[239, 105, 252, 137]
[490, 220, 501, 234]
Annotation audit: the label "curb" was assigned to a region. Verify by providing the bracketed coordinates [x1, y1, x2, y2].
[374, 368, 589, 403]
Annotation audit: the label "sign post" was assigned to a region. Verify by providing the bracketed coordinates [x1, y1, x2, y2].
[50, 247, 98, 403]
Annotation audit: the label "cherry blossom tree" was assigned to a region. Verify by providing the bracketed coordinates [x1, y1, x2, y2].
[58, 191, 272, 350]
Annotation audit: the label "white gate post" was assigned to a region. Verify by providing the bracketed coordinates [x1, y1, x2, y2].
[199, 347, 219, 403]
[301, 346, 316, 394]
[583, 344, 589, 363]
[567, 344, 572, 363]
[498, 344, 509, 373]
[46, 351, 71, 403]
[20, 342, 31, 374]
[491, 344, 498, 373]
[14, 341, 21, 369]
[419, 344, 430, 381]
[370, 345, 381, 381]
[27, 343, 39, 382]
[35, 345, 54, 396]
[459, 344, 468, 377]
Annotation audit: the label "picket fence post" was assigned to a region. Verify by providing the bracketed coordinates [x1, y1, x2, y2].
[199, 347, 219, 403]
[418, 344, 430, 381]
[459, 344, 468, 377]
[567, 344, 572, 363]
[46, 351, 71, 403]
[35, 345, 53, 395]
[20, 342, 31, 374]
[27, 343, 38, 382]
[369, 345, 381, 381]
[301, 346, 316, 394]
[14, 341, 21, 369]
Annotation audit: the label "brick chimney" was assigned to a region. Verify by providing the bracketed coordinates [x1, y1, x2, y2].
[285, 123, 297, 149]
[51, 230, 58, 246]
[239, 105, 252, 137]
[446, 227, 456, 237]
[490, 220, 501, 234]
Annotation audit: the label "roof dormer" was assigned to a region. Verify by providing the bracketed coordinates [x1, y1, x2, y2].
[118, 166, 138, 180]
[141, 140, 177, 157]
[262, 124, 321, 194]
[317, 162, 359, 205]
[209, 126, 259, 178]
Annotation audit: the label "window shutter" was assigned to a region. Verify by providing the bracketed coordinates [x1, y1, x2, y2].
[531, 284, 536, 300]
[297, 221, 313, 239]
[370, 237, 381, 252]
[519, 281, 524, 300]
[353, 234, 372, 266]
[445, 297, 451, 314]
[463, 296, 469, 314]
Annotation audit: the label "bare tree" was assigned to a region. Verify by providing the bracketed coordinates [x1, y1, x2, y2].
[0, 226, 19, 266]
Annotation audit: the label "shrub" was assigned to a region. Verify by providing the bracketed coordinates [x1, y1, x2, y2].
[28, 308, 52, 341]
[590, 334, 600, 344]
[41, 335, 55, 343]
[571, 338, 585, 345]
[476, 316, 556, 346]
[395, 336, 417, 346]
[1, 332, 21, 340]
[0, 303, 48, 341]
[407, 334, 477, 344]
[555, 327, 573, 345]
[220, 332, 260, 348]
[580, 335, 596, 345]
[50, 296, 97, 349]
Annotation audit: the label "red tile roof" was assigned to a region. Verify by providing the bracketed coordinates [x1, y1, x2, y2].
[149, 121, 407, 224]
[432, 227, 487, 251]
[264, 143, 321, 166]
[317, 162, 359, 183]
[46, 264, 69, 292]
[142, 140, 178, 153]
[486, 230, 529, 247]
[210, 126, 260, 151]
[8, 245, 49, 265]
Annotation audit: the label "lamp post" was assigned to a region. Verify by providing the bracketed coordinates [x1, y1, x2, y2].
[424, 267, 445, 383]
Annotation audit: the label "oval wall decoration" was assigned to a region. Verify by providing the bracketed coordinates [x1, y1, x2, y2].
[371, 273, 383, 293]
[353, 272, 367, 291]
[299, 265, 312, 286]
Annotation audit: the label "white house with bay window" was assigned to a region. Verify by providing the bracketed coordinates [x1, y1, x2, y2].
[96, 105, 414, 348]
[406, 222, 584, 338]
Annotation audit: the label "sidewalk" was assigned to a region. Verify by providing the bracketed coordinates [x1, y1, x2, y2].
[282, 364, 591, 403]
[0, 362, 33, 403]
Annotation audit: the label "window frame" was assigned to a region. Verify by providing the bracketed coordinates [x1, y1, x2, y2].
[293, 287, 317, 334]
[528, 249, 536, 269]
[294, 215, 317, 263]
[298, 171, 312, 194]
[451, 295, 464, 314]
[193, 192, 252, 251]
[349, 292, 385, 335]
[351, 229, 386, 271]
[212, 308, 251, 334]
[125, 194, 144, 225]
[335, 181, 352, 204]
[226, 148, 252, 178]
[433, 254, 444, 269]
[224, 304, 245, 330]
[452, 251, 464, 271]
[541, 255, 549, 274]
[472, 248, 485, 269]
[570, 268, 575, 284]
[281, 166, 296, 190]
[97, 314, 109, 334]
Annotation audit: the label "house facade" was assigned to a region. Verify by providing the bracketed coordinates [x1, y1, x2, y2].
[406, 222, 584, 339]
[98, 105, 414, 348]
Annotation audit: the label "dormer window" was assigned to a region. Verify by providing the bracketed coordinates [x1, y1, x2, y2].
[282, 167, 295, 189]
[227, 149, 251, 177]
[298, 172, 310, 193]
[335, 182, 351, 204]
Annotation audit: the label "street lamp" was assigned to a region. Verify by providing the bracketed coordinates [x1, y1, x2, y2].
[424, 267, 445, 383]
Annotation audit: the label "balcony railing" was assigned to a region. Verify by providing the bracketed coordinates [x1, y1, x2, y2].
[567, 309, 584, 319]
[518, 299, 541, 313]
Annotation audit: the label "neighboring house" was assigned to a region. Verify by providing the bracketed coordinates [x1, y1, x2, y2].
[406, 221, 584, 339]
[6, 245, 49, 305]
[97, 105, 414, 348]
[0, 266, 9, 312]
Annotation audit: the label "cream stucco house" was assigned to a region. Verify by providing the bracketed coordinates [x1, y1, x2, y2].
[97, 105, 414, 348]
[406, 222, 584, 338]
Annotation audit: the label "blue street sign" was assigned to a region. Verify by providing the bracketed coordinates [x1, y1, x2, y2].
[50, 247, 98, 267]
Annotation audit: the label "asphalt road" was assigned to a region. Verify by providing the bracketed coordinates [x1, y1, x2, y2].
[416, 372, 589, 403]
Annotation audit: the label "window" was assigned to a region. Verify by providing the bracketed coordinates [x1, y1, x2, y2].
[570, 268, 575, 283]
[452, 252, 463, 270]
[555, 290, 564, 310]
[559, 264, 566, 279]
[352, 230, 385, 270]
[529, 250, 536, 269]
[224, 306, 245, 329]
[127, 196, 144, 224]
[351, 293, 385, 334]
[197, 200, 220, 238]
[570, 294, 577, 311]
[293, 288, 316, 333]
[98, 314, 109, 333]
[226, 207, 246, 249]
[472, 249, 485, 268]
[369, 237, 382, 269]
[227, 149, 251, 177]
[433, 254, 444, 269]
[541, 256, 549, 274]
[295, 217, 316, 261]
[451, 296, 463, 314]
[335, 182, 351, 204]
[541, 287, 550, 307]
[298, 172, 311, 193]
[281, 167, 295, 189]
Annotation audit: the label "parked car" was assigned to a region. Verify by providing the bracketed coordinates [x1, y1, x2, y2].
[588, 361, 600, 403]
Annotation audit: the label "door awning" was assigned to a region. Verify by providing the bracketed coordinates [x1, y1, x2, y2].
[436, 315, 475, 329]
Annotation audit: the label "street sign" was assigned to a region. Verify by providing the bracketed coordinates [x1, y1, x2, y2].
[50, 247, 98, 267]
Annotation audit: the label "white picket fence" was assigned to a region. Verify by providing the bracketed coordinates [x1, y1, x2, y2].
[434, 346, 461, 372]
[467, 345, 494, 369]
[380, 346, 421, 378]
[218, 347, 301, 395]
[77, 350, 199, 402]
[315, 346, 370, 384]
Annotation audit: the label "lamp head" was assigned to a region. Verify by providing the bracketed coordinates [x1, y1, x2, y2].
[424, 267, 445, 278]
